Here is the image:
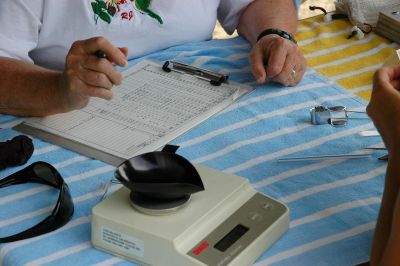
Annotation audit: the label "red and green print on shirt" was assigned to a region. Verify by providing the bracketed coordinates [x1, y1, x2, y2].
[91, 0, 163, 24]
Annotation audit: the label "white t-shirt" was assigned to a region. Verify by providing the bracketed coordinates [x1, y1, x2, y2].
[0, 0, 255, 70]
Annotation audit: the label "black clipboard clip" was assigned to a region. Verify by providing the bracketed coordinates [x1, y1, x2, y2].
[162, 61, 229, 86]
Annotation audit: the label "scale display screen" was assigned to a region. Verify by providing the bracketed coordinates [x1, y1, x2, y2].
[187, 192, 289, 266]
[214, 224, 249, 252]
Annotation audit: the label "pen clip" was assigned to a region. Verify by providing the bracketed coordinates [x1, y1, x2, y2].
[162, 61, 229, 86]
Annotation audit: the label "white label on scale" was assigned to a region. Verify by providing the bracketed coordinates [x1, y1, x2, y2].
[101, 226, 144, 258]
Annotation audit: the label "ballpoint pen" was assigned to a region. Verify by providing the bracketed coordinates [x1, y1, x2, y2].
[95, 50, 107, 58]
[361, 148, 388, 161]
[378, 154, 389, 161]
[162, 60, 229, 86]
[328, 106, 367, 114]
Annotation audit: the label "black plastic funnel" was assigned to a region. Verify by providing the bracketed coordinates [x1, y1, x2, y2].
[115, 151, 204, 201]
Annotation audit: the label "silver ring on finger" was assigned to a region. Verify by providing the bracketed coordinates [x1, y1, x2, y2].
[290, 69, 297, 80]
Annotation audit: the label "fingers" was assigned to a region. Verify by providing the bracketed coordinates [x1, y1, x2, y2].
[367, 66, 400, 152]
[119, 47, 129, 58]
[63, 69, 114, 102]
[393, 80, 400, 90]
[250, 36, 276, 83]
[250, 45, 268, 83]
[85, 86, 114, 100]
[374, 66, 400, 91]
[369, 67, 400, 118]
[265, 38, 288, 80]
[78, 67, 113, 90]
[386, 65, 400, 80]
[270, 48, 295, 86]
[285, 52, 306, 86]
[81, 56, 123, 85]
[250, 35, 306, 87]
[60, 37, 128, 111]
[77, 37, 128, 67]
[269, 43, 305, 86]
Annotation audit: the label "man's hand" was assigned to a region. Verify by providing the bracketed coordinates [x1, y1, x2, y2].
[250, 34, 306, 86]
[367, 66, 400, 154]
[58, 36, 128, 111]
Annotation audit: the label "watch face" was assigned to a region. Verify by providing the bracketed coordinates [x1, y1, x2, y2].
[278, 30, 296, 43]
[257, 28, 297, 44]
[284, 32, 296, 44]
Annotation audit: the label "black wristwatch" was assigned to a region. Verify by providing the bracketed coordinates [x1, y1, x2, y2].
[256, 28, 297, 44]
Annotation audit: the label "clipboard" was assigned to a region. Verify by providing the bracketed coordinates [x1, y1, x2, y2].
[15, 60, 254, 166]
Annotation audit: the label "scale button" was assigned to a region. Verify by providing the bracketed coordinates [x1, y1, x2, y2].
[260, 201, 273, 210]
[192, 242, 209, 255]
[248, 212, 263, 222]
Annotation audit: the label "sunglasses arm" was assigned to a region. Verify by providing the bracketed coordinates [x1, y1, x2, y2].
[0, 172, 30, 188]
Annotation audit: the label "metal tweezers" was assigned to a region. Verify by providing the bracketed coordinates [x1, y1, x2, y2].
[363, 147, 388, 161]
[277, 153, 370, 162]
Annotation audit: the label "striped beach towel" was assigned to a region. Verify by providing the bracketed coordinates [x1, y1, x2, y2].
[297, 15, 399, 100]
[0, 36, 387, 265]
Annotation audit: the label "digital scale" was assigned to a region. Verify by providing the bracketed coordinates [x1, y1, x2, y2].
[91, 151, 289, 266]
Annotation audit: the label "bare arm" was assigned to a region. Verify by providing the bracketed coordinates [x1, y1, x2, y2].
[236, 0, 306, 86]
[0, 37, 128, 117]
[373, 151, 400, 265]
[367, 66, 400, 265]
[0, 57, 64, 117]
[237, 0, 297, 45]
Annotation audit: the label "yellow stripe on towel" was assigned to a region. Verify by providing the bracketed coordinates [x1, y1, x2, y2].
[306, 37, 392, 67]
[297, 20, 350, 40]
[316, 48, 394, 77]
[297, 15, 398, 101]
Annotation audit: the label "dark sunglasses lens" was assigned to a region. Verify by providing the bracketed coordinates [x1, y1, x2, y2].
[32, 163, 57, 185]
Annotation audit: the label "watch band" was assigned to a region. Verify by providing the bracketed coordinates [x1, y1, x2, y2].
[256, 28, 297, 44]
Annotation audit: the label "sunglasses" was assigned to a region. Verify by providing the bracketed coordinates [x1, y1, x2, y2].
[0, 161, 74, 243]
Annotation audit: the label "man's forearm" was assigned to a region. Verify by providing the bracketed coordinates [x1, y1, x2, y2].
[0, 57, 65, 117]
[237, 0, 298, 45]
